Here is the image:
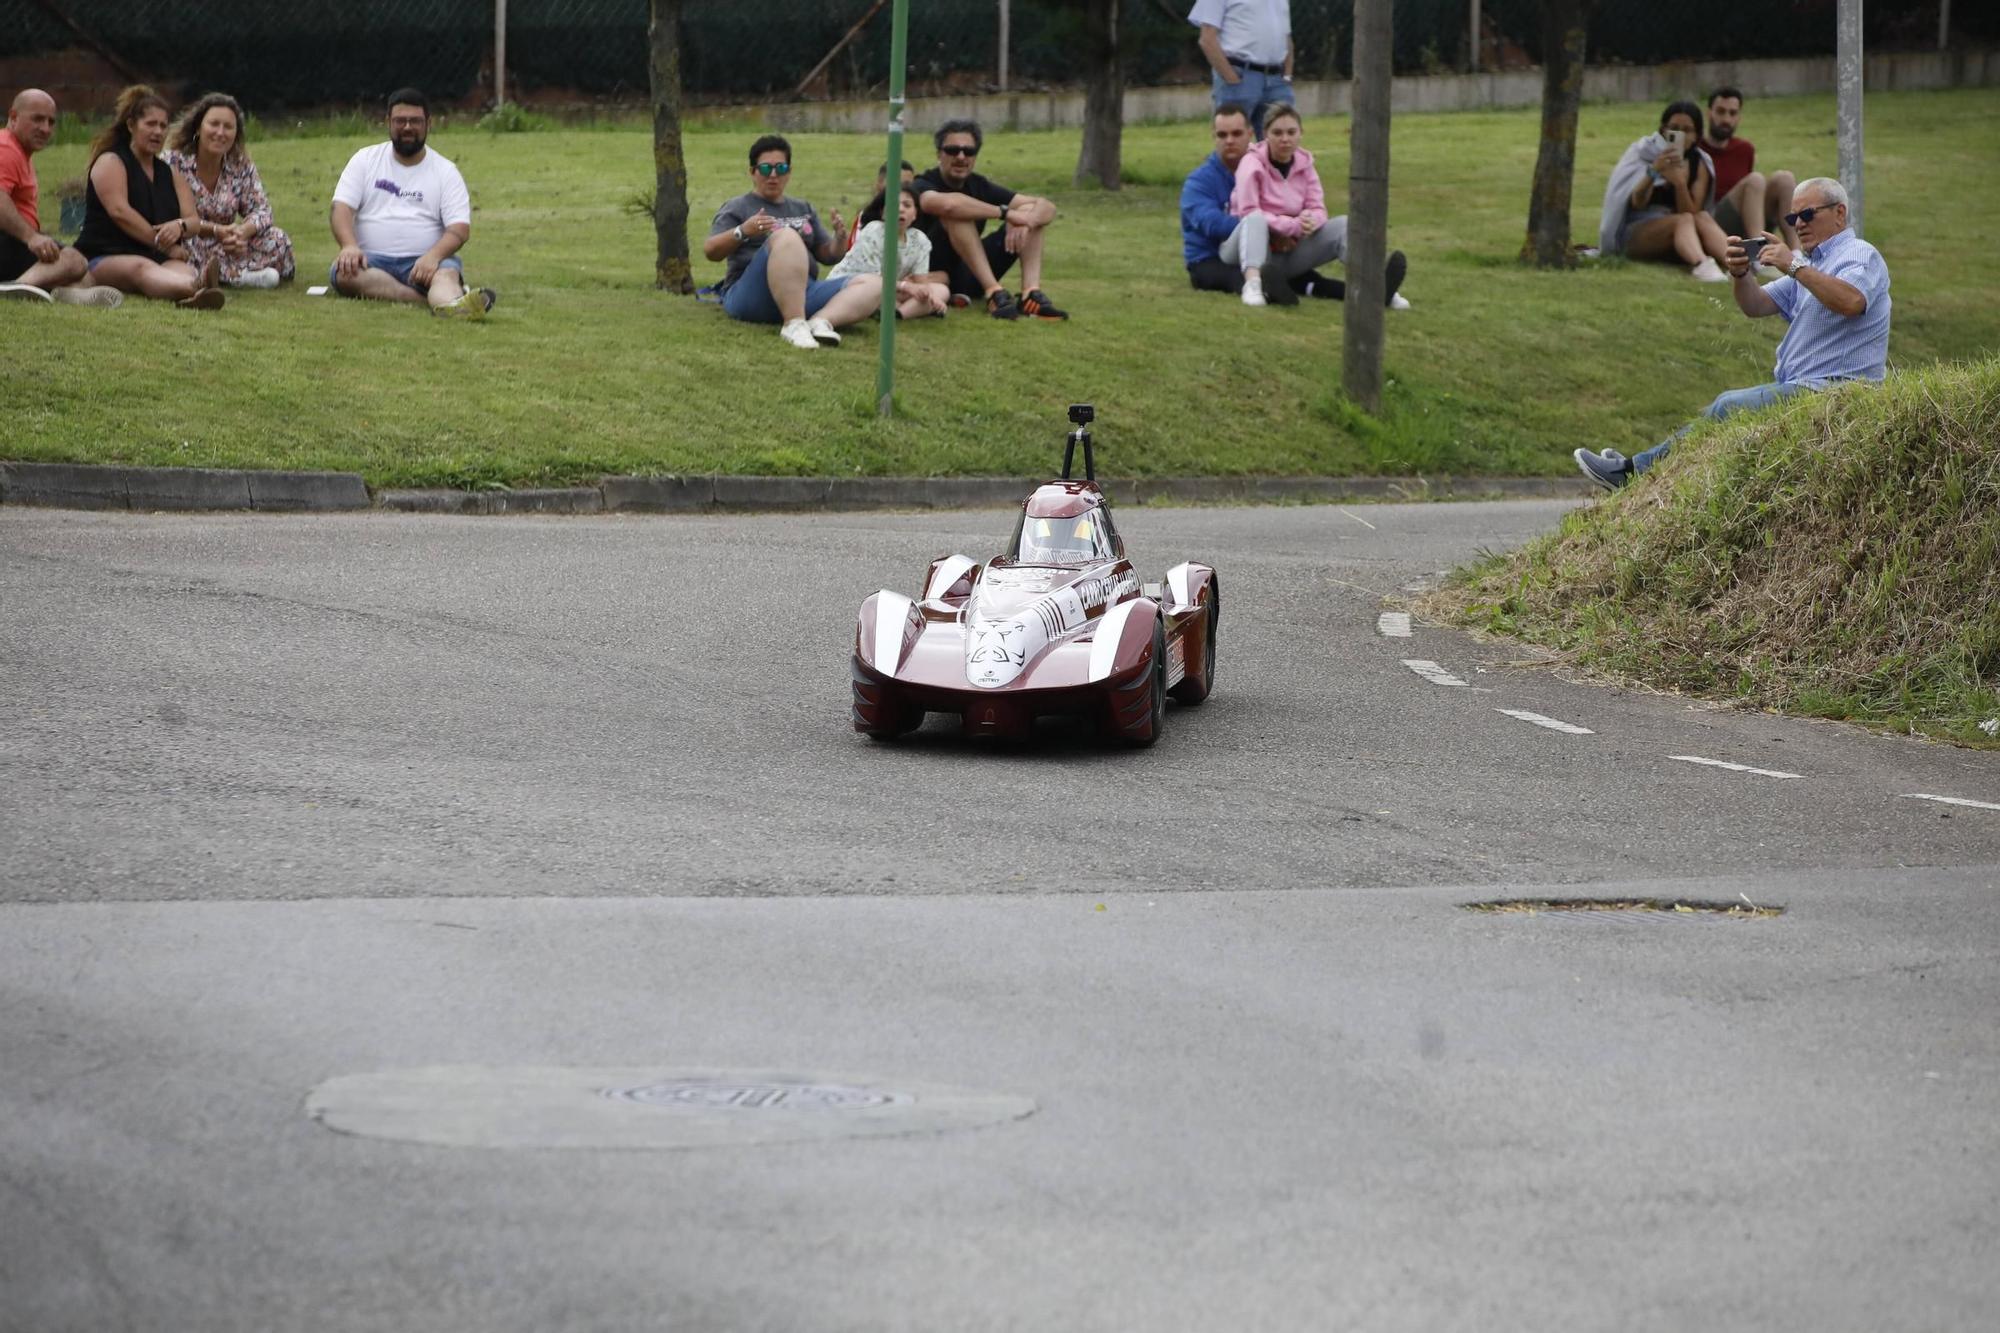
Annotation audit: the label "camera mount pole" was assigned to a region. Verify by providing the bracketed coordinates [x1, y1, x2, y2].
[875, 0, 910, 417]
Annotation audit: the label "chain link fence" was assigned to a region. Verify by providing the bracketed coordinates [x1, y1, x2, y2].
[4, 0, 1988, 113]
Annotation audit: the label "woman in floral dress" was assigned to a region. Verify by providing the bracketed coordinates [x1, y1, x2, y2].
[163, 92, 294, 287]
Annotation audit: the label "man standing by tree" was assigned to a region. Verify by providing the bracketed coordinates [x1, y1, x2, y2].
[1188, 0, 1292, 138]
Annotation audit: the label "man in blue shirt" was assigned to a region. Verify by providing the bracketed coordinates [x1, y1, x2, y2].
[1180, 104, 1405, 307]
[1576, 176, 1891, 490]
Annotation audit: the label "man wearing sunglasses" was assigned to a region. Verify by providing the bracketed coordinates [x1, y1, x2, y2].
[705, 134, 880, 350]
[913, 119, 1068, 321]
[1575, 177, 1890, 491]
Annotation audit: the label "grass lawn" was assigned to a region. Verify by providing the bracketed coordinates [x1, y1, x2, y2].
[6, 88, 1998, 488]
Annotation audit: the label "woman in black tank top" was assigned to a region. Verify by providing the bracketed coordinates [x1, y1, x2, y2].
[76, 85, 225, 309]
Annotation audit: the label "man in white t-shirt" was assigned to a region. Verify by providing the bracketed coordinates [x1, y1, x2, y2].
[329, 88, 494, 317]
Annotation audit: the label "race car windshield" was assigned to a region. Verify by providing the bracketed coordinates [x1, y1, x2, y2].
[1010, 509, 1114, 564]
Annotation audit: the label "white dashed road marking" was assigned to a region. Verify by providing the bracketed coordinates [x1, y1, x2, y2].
[1401, 659, 1466, 687]
[1496, 709, 1594, 735]
[1377, 612, 1411, 638]
[1902, 793, 2000, 812]
[1668, 755, 1802, 780]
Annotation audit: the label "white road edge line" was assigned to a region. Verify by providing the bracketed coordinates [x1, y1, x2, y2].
[1496, 708, 1594, 735]
[1668, 755, 1803, 780]
[1338, 507, 1377, 531]
[1401, 659, 1467, 687]
[1377, 612, 1411, 638]
[1903, 793, 2000, 812]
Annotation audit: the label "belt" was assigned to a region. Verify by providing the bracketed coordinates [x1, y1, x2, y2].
[1230, 58, 1286, 76]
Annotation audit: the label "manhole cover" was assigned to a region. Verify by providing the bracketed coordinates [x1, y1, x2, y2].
[307, 1066, 1033, 1150]
[1463, 897, 1782, 920]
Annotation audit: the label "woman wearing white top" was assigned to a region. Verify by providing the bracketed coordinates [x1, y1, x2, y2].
[829, 185, 948, 319]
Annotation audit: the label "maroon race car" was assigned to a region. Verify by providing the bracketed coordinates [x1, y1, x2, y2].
[851, 405, 1219, 746]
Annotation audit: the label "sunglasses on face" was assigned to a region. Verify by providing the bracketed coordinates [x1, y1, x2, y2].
[939, 145, 978, 158]
[754, 161, 791, 177]
[1784, 204, 1829, 228]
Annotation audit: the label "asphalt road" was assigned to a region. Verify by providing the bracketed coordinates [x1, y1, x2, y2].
[3, 502, 1996, 1332]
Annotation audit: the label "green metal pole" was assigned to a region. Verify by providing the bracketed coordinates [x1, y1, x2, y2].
[876, 0, 910, 417]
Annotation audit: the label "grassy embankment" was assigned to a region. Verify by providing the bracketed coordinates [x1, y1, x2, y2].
[3, 88, 1997, 488]
[1418, 357, 2000, 744]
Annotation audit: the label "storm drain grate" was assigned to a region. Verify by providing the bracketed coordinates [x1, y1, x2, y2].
[1464, 897, 1783, 919]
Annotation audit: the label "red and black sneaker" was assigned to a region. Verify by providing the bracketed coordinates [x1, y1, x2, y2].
[1018, 289, 1069, 321]
[948, 292, 973, 309]
[986, 289, 1021, 320]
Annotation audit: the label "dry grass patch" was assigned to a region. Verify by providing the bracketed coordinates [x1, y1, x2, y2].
[1420, 357, 2000, 743]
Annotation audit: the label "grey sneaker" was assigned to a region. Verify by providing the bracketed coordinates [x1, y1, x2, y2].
[1573, 447, 1632, 492]
[52, 285, 123, 307]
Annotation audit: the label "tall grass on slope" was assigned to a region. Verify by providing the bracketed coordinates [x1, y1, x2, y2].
[1421, 358, 2000, 743]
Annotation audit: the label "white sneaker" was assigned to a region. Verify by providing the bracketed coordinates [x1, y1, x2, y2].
[1388, 292, 1412, 311]
[228, 267, 281, 289]
[51, 285, 122, 307]
[779, 318, 818, 350]
[1240, 274, 1266, 307]
[0, 282, 52, 302]
[1690, 257, 1727, 282]
[807, 316, 841, 347]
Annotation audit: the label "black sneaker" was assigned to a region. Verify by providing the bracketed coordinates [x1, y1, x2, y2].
[1018, 288, 1069, 320]
[1573, 448, 1632, 492]
[986, 289, 1020, 320]
[1295, 270, 1345, 300]
[1265, 276, 1299, 307]
[1383, 250, 1407, 307]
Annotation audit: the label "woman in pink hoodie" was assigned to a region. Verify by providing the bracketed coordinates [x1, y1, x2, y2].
[1223, 104, 1405, 309]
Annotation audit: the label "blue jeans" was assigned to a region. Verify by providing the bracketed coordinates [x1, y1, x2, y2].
[721, 241, 851, 324]
[326, 252, 462, 291]
[1632, 382, 1811, 474]
[1212, 68, 1295, 138]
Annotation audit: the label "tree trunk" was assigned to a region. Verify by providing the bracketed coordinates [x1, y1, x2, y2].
[1343, 0, 1392, 415]
[649, 0, 693, 293]
[1073, 0, 1122, 189]
[1520, 0, 1589, 268]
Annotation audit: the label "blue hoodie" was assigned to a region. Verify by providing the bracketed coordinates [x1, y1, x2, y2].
[1180, 151, 1238, 266]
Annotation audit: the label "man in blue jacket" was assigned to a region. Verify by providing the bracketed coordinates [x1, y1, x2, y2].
[1181, 104, 1405, 307]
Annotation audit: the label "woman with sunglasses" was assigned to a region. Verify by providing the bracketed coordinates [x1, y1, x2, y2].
[704, 133, 879, 351]
[1599, 100, 1731, 281]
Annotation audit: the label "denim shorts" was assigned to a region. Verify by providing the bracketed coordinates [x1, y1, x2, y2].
[328, 252, 463, 292]
[721, 242, 851, 324]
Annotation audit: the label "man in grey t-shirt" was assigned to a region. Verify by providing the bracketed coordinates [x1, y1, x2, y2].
[702, 134, 881, 351]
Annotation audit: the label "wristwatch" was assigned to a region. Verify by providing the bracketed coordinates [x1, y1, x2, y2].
[732, 224, 746, 243]
[1788, 252, 1810, 276]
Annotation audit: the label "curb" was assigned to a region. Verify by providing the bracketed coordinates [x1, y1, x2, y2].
[2, 462, 1585, 516]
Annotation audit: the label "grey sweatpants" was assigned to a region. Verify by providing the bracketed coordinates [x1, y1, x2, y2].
[1221, 212, 1349, 279]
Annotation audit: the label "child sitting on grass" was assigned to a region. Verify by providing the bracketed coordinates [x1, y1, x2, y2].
[828, 184, 948, 319]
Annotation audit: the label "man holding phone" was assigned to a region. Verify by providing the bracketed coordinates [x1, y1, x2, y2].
[1574, 177, 1890, 491]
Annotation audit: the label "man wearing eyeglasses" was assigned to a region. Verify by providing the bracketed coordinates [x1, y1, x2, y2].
[705, 133, 880, 351]
[913, 119, 1068, 322]
[330, 88, 494, 317]
[1575, 177, 1890, 491]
